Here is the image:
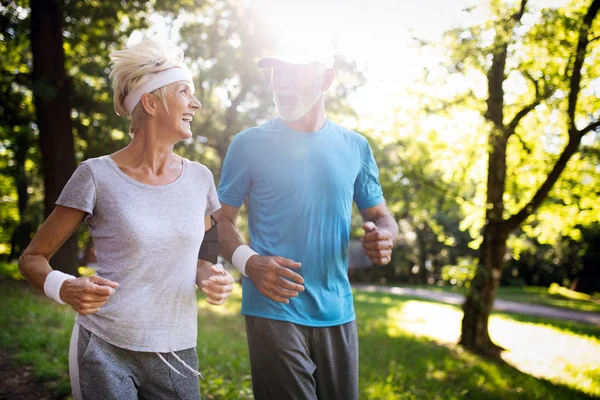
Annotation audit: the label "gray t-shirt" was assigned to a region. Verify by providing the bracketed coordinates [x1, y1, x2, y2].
[56, 155, 220, 352]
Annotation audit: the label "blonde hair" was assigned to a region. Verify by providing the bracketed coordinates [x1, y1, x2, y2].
[109, 39, 189, 134]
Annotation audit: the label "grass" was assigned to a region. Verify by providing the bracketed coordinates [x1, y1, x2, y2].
[354, 291, 600, 399]
[393, 283, 600, 313]
[1, 262, 599, 399]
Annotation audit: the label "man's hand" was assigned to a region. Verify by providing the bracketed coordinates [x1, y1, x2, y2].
[201, 263, 235, 305]
[361, 221, 393, 265]
[246, 255, 304, 304]
[60, 275, 119, 315]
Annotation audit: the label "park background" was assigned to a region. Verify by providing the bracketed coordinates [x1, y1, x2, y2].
[0, 0, 599, 399]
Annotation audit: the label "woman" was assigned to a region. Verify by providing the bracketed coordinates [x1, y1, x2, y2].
[18, 39, 234, 400]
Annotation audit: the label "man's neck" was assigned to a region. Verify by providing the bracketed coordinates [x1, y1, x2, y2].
[282, 99, 327, 133]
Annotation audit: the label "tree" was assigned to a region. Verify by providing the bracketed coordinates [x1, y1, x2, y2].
[450, 0, 600, 355]
[29, 0, 78, 273]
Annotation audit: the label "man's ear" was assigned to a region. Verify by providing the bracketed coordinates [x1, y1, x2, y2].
[322, 68, 335, 91]
[140, 92, 158, 116]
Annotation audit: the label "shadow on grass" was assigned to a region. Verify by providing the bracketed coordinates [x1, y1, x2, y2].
[354, 292, 600, 400]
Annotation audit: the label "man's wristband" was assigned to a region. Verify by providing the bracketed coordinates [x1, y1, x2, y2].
[232, 245, 258, 277]
[44, 270, 76, 305]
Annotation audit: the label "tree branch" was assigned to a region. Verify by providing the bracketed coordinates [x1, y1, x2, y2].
[578, 119, 600, 138]
[512, 131, 533, 154]
[505, 139, 580, 232]
[512, 0, 528, 23]
[423, 89, 476, 114]
[567, 0, 600, 136]
[504, 0, 600, 232]
[401, 170, 476, 207]
[507, 100, 540, 133]
[522, 71, 540, 98]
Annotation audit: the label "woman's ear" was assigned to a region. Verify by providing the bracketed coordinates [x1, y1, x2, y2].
[140, 93, 157, 117]
[322, 68, 335, 91]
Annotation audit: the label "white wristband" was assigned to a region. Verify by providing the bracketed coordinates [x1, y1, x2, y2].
[232, 245, 258, 277]
[44, 270, 76, 305]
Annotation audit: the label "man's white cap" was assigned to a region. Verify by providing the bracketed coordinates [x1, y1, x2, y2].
[257, 35, 335, 69]
[258, 52, 335, 69]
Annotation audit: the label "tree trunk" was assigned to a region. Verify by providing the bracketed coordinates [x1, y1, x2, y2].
[460, 223, 508, 356]
[30, 0, 79, 276]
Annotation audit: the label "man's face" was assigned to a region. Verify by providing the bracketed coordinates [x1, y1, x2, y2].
[271, 63, 324, 122]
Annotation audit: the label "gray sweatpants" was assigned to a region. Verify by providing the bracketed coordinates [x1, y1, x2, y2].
[69, 323, 201, 400]
[245, 316, 359, 400]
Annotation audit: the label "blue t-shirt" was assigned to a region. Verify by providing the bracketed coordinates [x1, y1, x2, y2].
[218, 118, 385, 327]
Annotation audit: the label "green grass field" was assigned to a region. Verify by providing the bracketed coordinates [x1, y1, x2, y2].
[1, 263, 599, 399]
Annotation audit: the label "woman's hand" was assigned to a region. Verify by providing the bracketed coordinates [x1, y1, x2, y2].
[199, 263, 234, 305]
[61, 275, 119, 315]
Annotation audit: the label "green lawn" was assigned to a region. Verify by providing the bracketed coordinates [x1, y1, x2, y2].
[1, 264, 599, 399]
[396, 283, 600, 313]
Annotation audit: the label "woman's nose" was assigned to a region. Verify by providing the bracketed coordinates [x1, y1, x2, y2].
[191, 95, 201, 110]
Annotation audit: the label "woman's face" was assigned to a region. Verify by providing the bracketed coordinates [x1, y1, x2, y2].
[156, 81, 201, 140]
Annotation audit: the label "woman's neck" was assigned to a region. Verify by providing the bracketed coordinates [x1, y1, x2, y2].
[111, 124, 181, 183]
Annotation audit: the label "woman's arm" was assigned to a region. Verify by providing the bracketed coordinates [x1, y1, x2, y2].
[18, 205, 118, 314]
[19, 205, 86, 291]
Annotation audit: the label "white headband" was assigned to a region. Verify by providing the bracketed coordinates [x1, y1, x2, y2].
[124, 67, 194, 115]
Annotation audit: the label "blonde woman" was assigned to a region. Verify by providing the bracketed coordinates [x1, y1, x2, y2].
[18, 39, 233, 400]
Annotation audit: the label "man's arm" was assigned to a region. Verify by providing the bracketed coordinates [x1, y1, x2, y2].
[215, 203, 305, 304]
[213, 205, 246, 262]
[359, 203, 398, 265]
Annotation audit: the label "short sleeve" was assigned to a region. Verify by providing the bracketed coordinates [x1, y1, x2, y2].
[55, 161, 97, 215]
[217, 134, 251, 208]
[206, 170, 221, 216]
[354, 140, 385, 210]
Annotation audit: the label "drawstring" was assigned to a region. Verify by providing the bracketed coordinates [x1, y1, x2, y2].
[156, 352, 205, 380]
[171, 352, 205, 380]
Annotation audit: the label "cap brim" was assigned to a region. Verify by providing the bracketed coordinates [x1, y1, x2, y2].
[257, 54, 334, 69]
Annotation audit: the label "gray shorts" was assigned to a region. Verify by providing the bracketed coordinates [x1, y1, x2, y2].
[245, 316, 359, 400]
[69, 323, 201, 400]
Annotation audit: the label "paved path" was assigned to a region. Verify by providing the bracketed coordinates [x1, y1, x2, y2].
[353, 284, 600, 326]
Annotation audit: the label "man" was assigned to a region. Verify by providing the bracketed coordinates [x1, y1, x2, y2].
[216, 47, 398, 400]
